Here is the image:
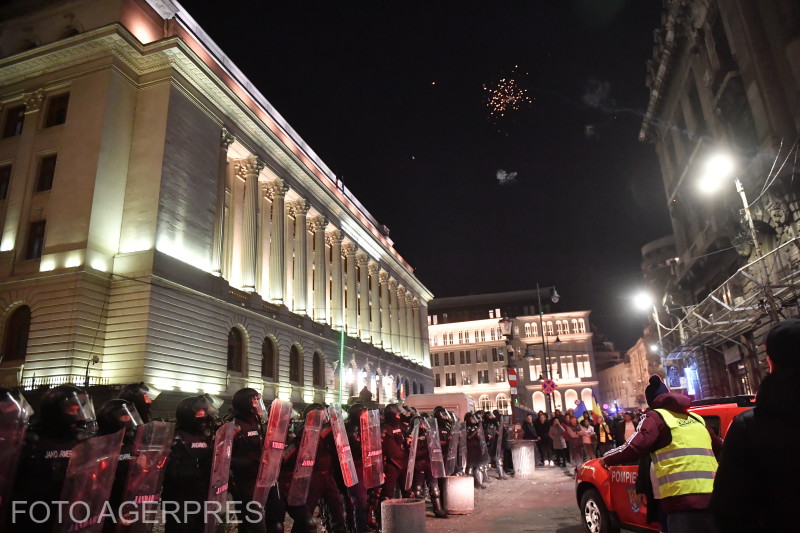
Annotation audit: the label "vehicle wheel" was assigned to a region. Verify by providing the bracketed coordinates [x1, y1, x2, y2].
[580, 488, 619, 533]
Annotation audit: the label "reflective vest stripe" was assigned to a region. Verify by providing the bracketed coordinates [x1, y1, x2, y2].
[653, 447, 716, 463]
[657, 470, 716, 486]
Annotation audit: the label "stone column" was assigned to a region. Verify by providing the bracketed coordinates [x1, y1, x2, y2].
[311, 216, 328, 323]
[344, 242, 358, 336]
[327, 229, 344, 330]
[389, 279, 400, 353]
[419, 302, 431, 367]
[357, 252, 371, 342]
[412, 298, 422, 364]
[368, 261, 381, 346]
[289, 199, 310, 314]
[379, 270, 393, 351]
[212, 128, 235, 277]
[397, 285, 408, 357]
[405, 292, 415, 360]
[237, 156, 265, 292]
[267, 179, 289, 304]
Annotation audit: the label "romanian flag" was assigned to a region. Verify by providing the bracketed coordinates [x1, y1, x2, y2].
[592, 395, 603, 420]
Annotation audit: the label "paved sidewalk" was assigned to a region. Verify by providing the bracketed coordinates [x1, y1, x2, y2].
[426, 467, 584, 533]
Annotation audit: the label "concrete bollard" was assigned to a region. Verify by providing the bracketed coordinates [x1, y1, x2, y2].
[509, 440, 537, 478]
[443, 475, 474, 514]
[380, 498, 427, 533]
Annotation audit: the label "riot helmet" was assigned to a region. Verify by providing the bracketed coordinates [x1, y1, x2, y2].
[0, 388, 33, 426]
[464, 412, 478, 426]
[347, 403, 366, 423]
[433, 406, 449, 423]
[384, 403, 402, 423]
[232, 388, 266, 422]
[97, 399, 143, 440]
[175, 395, 218, 434]
[118, 382, 155, 423]
[37, 384, 96, 434]
[303, 403, 325, 419]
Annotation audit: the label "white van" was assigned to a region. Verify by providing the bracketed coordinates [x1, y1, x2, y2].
[402, 392, 475, 420]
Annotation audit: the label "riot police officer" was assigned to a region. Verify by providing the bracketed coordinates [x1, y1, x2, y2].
[464, 412, 487, 489]
[162, 395, 217, 533]
[484, 410, 505, 480]
[11, 384, 96, 532]
[410, 414, 447, 518]
[344, 404, 371, 533]
[379, 404, 410, 504]
[301, 404, 346, 533]
[96, 398, 144, 532]
[229, 388, 267, 533]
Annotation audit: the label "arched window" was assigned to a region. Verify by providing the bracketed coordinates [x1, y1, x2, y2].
[419, 383, 425, 394]
[577, 318, 586, 333]
[412, 381, 418, 394]
[495, 393, 511, 415]
[289, 345, 303, 384]
[564, 389, 579, 410]
[531, 321, 538, 337]
[478, 394, 492, 412]
[552, 390, 563, 411]
[571, 319, 579, 333]
[556, 320, 564, 335]
[532, 391, 546, 413]
[261, 337, 277, 379]
[524, 323, 531, 336]
[546, 321, 554, 335]
[581, 388, 594, 411]
[312, 351, 325, 388]
[226, 328, 244, 373]
[2, 305, 31, 363]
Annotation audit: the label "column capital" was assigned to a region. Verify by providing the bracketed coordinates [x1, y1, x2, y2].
[412, 297, 420, 309]
[405, 292, 414, 304]
[397, 284, 407, 296]
[220, 127, 235, 150]
[326, 228, 344, 246]
[235, 156, 265, 178]
[367, 261, 380, 274]
[309, 216, 328, 233]
[388, 278, 398, 290]
[342, 241, 358, 257]
[288, 198, 311, 218]
[23, 89, 45, 113]
[265, 178, 289, 199]
[356, 251, 370, 266]
[379, 270, 390, 283]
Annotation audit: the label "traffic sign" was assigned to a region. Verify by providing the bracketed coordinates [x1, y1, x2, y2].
[507, 368, 517, 385]
[542, 379, 557, 394]
[510, 387, 518, 395]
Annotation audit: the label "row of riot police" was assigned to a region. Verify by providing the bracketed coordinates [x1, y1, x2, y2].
[1, 383, 511, 533]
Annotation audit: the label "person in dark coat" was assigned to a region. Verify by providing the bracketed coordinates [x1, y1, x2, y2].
[533, 413, 553, 466]
[521, 414, 539, 440]
[710, 318, 800, 533]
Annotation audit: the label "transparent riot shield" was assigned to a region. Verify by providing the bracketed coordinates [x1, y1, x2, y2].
[444, 420, 461, 476]
[422, 417, 445, 479]
[458, 424, 467, 474]
[327, 404, 358, 487]
[477, 424, 490, 465]
[494, 423, 505, 465]
[115, 421, 175, 533]
[253, 398, 293, 509]
[204, 421, 235, 533]
[0, 391, 32, 530]
[56, 429, 125, 533]
[360, 409, 384, 489]
[403, 418, 420, 491]
[287, 409, 324, 506]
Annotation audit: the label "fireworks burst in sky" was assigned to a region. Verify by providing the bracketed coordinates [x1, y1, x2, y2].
[482, 66, 533, 126]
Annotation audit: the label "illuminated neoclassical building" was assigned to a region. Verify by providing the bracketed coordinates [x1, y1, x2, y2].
[0, 0, 433, 405]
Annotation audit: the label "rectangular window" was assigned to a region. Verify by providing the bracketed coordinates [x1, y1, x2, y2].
[435, 374, 441, 387]
[495, 368, 506, 383]
[446, 372, 456, 387]
[2, 105, 25, 138]
[433, 353, 439, 367]
[477, 369, 489, 384]
[460, 351, 465, 365]
[576, 354, 592, 378]
[498, 348, 505, 362]
[44, 93, 69, 127]
[461, 371, 471, 386]
[529, 357, 543, 381]
[465, 350, 471, 364]
[25, 220, 46, 259]
[560, 356, 576, 380]
[0, 164, 11, 199]
[492, 348, 499, 362]
[37, 155, 57, 192]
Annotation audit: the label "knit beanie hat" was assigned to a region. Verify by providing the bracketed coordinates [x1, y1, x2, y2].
[645, 374, 669, 407]
[765, 318, 800, 370]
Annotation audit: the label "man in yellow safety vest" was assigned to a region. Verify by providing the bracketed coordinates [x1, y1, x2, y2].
[599, 374, 722, 533]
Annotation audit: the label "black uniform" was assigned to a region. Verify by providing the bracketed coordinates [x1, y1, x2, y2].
[464, 412, 487, 489]
[229, 388, 269, 533]
[344, 404, 372, 533]
[302, 405, 346, 533]
[411, 416, 447, 518]
[379, 404, 410, 502]
[10, 384, 95, 533]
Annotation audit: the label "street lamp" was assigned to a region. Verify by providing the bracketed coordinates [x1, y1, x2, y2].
[697, 151, 779, 323]
[498, 316, 516, 419]
[521, 284, 560, 416]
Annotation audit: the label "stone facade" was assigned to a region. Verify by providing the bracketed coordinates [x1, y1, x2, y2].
[0, 0, 433, 403]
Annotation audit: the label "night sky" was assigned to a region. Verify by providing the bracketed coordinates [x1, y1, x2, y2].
[185, 0, 672, 352]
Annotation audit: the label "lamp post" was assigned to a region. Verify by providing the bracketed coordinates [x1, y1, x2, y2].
[698, 151, 780, 324]
[520, 284, 561, 416]
[498, 316, 516, 421]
